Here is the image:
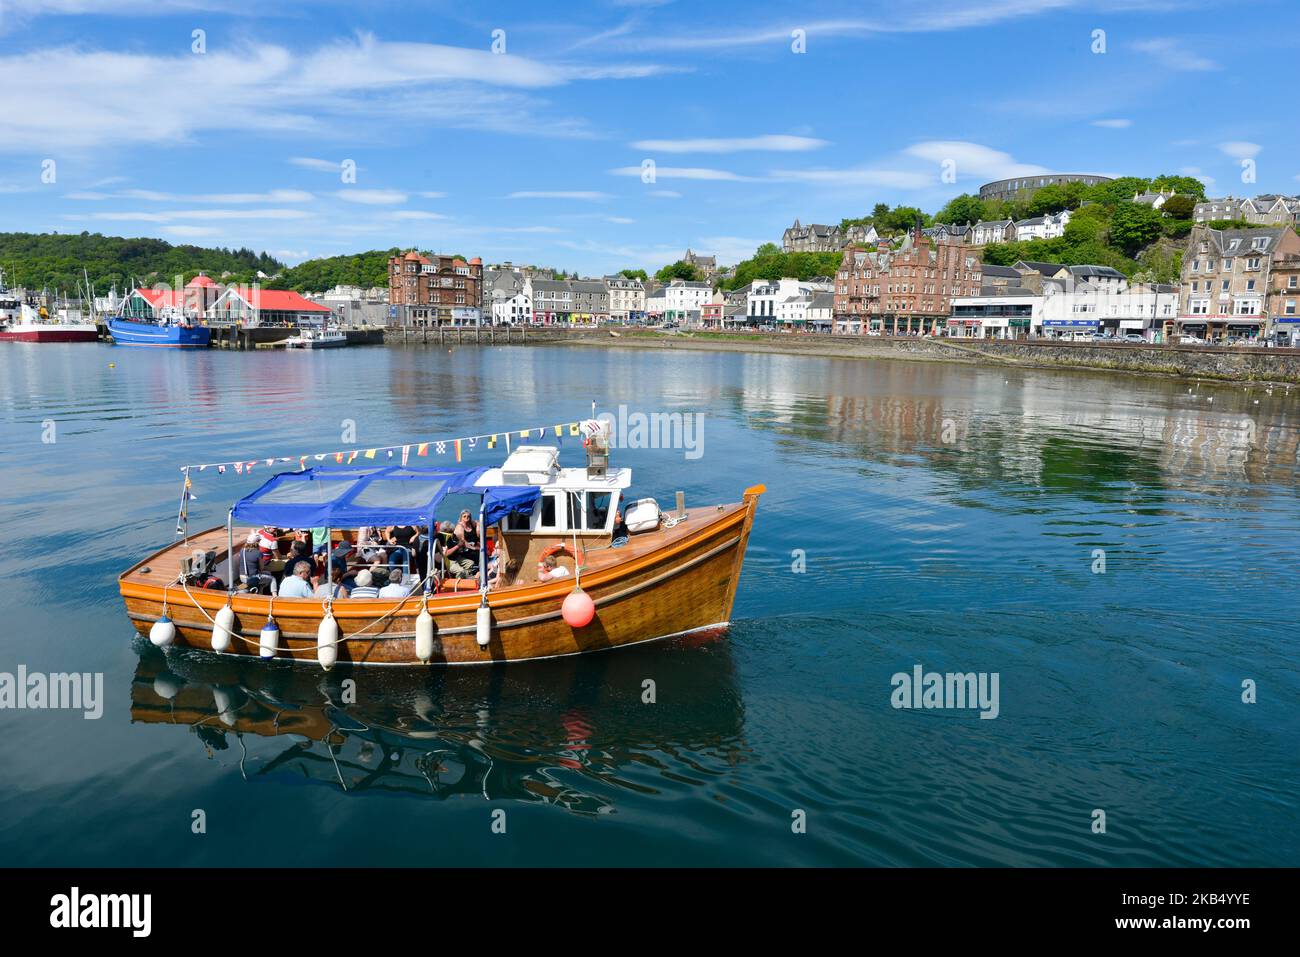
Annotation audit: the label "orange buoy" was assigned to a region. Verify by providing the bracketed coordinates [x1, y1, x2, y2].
[562, 588, 595, 628]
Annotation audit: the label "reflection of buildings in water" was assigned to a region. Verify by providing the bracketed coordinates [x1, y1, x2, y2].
[813, 371, 1300, 491]
[130, 641, 747, 815]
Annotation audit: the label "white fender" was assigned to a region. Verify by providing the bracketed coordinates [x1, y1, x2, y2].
[317, 614, 339, 671]
[416, 606, 435, 662]
[212, 604, 236, 653]
[476, 603, 492, 648]
[150, 615, 176, 648]
[259, 617, 279, 659]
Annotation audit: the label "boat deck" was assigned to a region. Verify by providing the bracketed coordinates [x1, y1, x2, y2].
[120, 502, 748, 595]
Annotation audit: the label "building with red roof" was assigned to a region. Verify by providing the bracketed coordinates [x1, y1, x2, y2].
[208, 286, 334, 327]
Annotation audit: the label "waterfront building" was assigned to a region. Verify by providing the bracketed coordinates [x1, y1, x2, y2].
[491, 291, 533, 325]
[570, 279, 610, 324]
[644, 284, 668, 320]
[1175, 224, 1300, 341]
[748, 277, 832, 326]
[605, 275, 646, 323]
[525, 278, 573, 325]
[311, 285, 389, 326]
[1269, 252, 1300, 345]
[833, 233, 983, 335]
[663, 279, 712, 324]
[387, 251, 483, 326]
[206, 287, 333, 327]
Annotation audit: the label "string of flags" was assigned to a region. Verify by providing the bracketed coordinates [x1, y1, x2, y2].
[179, 419, 589, 475]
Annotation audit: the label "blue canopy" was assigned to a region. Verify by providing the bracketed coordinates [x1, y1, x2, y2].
[231, 465, 542, 529]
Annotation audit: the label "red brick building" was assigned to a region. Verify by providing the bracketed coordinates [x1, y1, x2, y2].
[388, 251, 483, 326]
[834, 233, 983, 334]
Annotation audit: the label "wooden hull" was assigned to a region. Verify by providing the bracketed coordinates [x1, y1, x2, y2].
[118, 487, 764, 666]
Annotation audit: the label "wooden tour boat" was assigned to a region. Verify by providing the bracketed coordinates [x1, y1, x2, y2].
[118, 424, 763, 668]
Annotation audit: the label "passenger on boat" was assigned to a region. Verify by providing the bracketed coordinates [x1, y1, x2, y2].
[256, 526, 282, 560]
[349, 569, 380, 598]
[310, 527, 329, 556]
[378, 571, 410, 599]
[357, 527, 387, 564]
[238, 532, 277, 594]
[538, 553, 570, 582]
[283, 539, 315, 580]
[447, 510, 481, 578]
[279, 560, 315, 598]
[314, 576, 349, 599]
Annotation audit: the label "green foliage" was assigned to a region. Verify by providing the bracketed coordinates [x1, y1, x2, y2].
[1149, 174, 1206, 199]
[618, 268, 648, 281]
[265, 248, 400, 292]
[1159, 195, 1196, 219]
[722, 247, 844, 290]
[1083, 176, 1152, 206]
[1028, 181, 1089, 216]
[1108, 202, 1165, 256]
[655, 260, 702, 282]
[934, 193, 986, 226]
[0, 231, 283, 294]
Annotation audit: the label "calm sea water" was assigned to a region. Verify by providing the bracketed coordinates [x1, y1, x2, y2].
[0, 341, 1296, 867]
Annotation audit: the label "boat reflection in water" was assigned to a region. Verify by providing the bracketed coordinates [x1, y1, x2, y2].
[130, 632, 746, 814]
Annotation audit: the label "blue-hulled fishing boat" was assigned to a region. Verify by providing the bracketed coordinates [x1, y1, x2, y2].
[108, 317, 211, 348]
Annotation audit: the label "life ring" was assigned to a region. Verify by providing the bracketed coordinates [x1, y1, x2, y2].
[537, 542, 584, 576]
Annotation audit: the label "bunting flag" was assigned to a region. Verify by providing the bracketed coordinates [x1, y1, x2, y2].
[178, 416, 596, 475]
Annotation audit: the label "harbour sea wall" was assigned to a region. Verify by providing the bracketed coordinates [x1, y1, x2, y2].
[495, 328, 1300, 385]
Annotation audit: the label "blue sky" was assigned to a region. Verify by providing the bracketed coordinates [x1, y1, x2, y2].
[1, 0, 1296, 275]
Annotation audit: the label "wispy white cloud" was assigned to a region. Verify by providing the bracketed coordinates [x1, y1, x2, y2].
[902, 141, 1050, 181]
[508, 190, 612, 200]
[769, 167, 932, 189]
[650, 190, 682, 198]
[1132, 38, 1218, 71]
[70, 208, 310, 222]
[290, 157, 346, 173]
[1218, 141, 1261, 160]
[610, 165, 755, 181]
[334, 188, 407, 205]
[0, 34, 671, 151]
[632, 134, 828, 154]
[1090, 118, 1132, 129]
[390, 210, 448, 220]
[120, 188, 314, 203]
[606, 216, 636, 224]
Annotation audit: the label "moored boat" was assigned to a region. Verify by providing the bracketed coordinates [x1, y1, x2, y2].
[0, 302, 99, 342]
[108, 316, 211, 348]
[283, 327, 347, 349]
[118, 429, 764, 668]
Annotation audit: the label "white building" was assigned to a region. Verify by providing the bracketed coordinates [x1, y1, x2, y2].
[747, 277, 832, 325]
[605, 276, 646, 323]
[491, 291, 533, 325]
[1013, 210, 1071, 242]
[1039, 282, 1178, 338]
[662, 280, 712, 324]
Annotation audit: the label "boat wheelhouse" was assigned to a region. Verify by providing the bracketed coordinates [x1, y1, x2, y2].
[118, 429, 763, 667]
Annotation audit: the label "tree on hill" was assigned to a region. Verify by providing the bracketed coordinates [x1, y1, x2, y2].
[618, 268, 648, 281]
[1085, 176, 1152, 206]
[1028, 181, 1090, 216]
[1109, 202, 1165, 256]
[935, 193, 986, 225]
[1160, 195, 1196, 219]
[655, 260, 701, 282]
[1150, 174, 1206, 200]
